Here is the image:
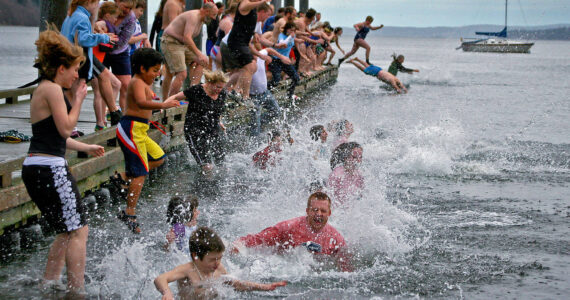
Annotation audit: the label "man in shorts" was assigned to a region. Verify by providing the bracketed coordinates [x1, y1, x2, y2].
[161, 2, 218, 97]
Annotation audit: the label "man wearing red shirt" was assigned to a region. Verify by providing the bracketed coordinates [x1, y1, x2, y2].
[232, 192, 352, 271]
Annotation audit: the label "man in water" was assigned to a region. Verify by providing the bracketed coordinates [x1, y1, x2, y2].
[161, 2, 218, 97]
[349, 57, 407, 93]
[231, 192, 352, 271]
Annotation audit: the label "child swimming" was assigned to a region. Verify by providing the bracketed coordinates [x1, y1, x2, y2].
[165, 195, 200, 254]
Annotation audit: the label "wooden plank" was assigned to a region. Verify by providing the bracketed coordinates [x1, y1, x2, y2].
[69, 147, 124, 181]
[0, 87, 35, 99]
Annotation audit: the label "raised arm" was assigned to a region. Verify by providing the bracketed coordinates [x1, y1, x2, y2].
[370, 24, 384, 30]
[238, 0, 269, 15]
[50, 82, 86, 138]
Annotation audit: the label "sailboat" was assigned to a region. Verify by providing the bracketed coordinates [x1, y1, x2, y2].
[459, 0, 534, 53]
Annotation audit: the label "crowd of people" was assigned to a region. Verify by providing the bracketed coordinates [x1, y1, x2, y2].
[19, 0, 423, 298]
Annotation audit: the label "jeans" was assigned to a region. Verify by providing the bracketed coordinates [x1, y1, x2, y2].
[267, 57, 300, 98]
[249, 90, 281, 136]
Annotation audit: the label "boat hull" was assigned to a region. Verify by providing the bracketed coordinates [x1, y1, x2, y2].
[461, 42, 534, 53]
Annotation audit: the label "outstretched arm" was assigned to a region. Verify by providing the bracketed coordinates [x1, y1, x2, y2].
[154, 264, 190, 300]
[225, 279, 288, 291]
[371, 24, 384, 30]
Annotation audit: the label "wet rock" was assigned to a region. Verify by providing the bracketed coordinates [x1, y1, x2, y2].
[83, 195, 97, 211]
[94, 188, 111, 205]
[0, 232, 21, 253]
[19, 224, 43, 249]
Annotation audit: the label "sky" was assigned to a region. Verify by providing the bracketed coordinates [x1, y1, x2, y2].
[148, 0, 570, 28]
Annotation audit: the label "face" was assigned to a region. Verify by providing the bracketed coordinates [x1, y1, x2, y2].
[285, 27, 295, 36]
[139, 64, 161, 85]
[398, 57, 405, 63]
[59, 61, 81, 89]
[337, 29, 343, 36]
[258, 9, 271, 22]
[320, 129, 328, 142]
[270, 136, 283, 151]
[105, 12, 119, 24]
[204, 7, 219, 24]
[86, 0, 100, 14]
[191, 208, 200, 222]
[345, 121, 354, 136]
[134, 7, 144, 19]
[205, 81, 225, 95]
[194, 251, 223, 274]
[345, 147, 363, 169]
[118, 1, 133, 17]
[306, 198, 331, 232]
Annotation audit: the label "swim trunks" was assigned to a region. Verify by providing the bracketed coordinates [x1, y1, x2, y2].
[116, 116, 165, 177]
[364, 65, 382, 77]
[160, 34, 198, 74]
[22, 156, 87, 234]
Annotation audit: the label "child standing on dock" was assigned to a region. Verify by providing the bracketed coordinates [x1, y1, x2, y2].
[21, 29, 105, 294]
[114, 48, 180, 233]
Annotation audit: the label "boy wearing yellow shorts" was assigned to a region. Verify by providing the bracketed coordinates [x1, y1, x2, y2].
[115, 48, 180, 233]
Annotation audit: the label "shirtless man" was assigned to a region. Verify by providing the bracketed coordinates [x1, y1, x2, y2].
[271, 6, 296, 44]
[349, 57, 407, 93]
[160, 0, 185, 101]
[294, 8, 320, 75]
[232, 192, 353, 272]
[161, 2, 218, 97]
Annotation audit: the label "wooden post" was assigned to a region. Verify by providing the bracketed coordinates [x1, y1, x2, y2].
[299, 0, 308, 13]
[39, 0, 69, 32]
[284, 0, 295, 9]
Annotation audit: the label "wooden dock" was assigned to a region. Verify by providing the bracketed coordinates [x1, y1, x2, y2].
[0, 67, 338, 235]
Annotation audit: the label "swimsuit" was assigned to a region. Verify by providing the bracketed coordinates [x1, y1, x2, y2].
[354, 26, 370, 40]
[363, 65, 382, 77]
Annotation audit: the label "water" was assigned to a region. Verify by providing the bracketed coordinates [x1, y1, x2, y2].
[1, 26, 569, 299]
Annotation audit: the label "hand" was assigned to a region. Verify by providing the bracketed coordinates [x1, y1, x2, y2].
[262, 55, 272, 64]
[197, 53, 208, 67]
[274, 43, 287, 49]
[140, 33, 148, 40]
[219, 123, 226, 132]
[261, 281, 287, 291]
[414, 69, 420, 73]
[108, 33, 118, 43]
[144, 39, 152, 48]
[161, 290, 174, 300]
[86, 144, 105, 157]
[162, 98, 181, 109]
[73, 81, 88, 103]
[166, 230, 175, 243]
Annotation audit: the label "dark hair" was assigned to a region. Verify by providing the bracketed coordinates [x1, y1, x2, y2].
[392, 53, 405, 61]
[330, 142, 362, 170]
[284, 6, 295, 16]
[306, 191, 332, 209]
[167, 195, 199, 225]
[275, 15, 283, 23]
[189, 227, 225, 260]
[366, 15, 374, 22]
[277, 7, 286, 14]
[135, 0, 145, 9]
[258, 2, 271, 12]
[156, 0, 168, 17]
[131, 48, 163, 74]
[306, 8, 317, 19]
[334, 27, 343, 34]
[283, 21, 296, 33]
[269, 129, 282, 142]
[310, 125, 325, 141]
[215, 1, 224, 9]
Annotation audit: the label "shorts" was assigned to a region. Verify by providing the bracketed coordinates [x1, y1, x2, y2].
[364, 65, 382, 77]
[116, 116, 166, 177]
[103, 50, 131, 76]
[161, 34, 198, 74]
[22, 157, 87, 234]
[185, 131, 225, 166]
[78, 48, 93, 82]
[206, 39, 215, 57]
[220, 42, 254, 71]
[92, 56, 106, 77]
[315, 44, 325, 55]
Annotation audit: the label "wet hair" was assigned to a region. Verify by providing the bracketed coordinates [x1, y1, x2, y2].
[34, 27, 85, 81]
[310, 125, 325, 141]
[284, 6, 295, 16]
[135, 0, 146, 9]
[283, 21, 296, 33]
[332, 119, 351, 136]
[268, 130, 282, 142]
[307, 191, 332, 209]
[334, 27, 343, 34]
[189, 227, 225, 260]
[131, 48, 163, 74]
[167, 195, 199, 225]
[366, 15, 374, 22]
[204, 69, 228, 84]
[309, 180, 325, 194]
[99, 1, 119, 20]
[392, 53, 405, 62]
[330, 142, 362, 170]
[69, 0, 98, 16]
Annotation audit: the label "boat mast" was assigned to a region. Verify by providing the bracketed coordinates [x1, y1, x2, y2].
[505, 0, 508, 29]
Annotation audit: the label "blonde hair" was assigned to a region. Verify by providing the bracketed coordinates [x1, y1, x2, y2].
[98, 1, 119, 20]
[203, 70, 228, 84]
[365, 16, 374, 22]
[35, 26, 85, 81]
[69, 0, 98, 16]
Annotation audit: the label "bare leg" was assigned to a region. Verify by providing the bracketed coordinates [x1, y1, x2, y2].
[341, 41, 360, 60]
[43, 234, 69, 282]
[325, 47, 336, 65]
[91, 78, 106, 128]
[188, 63, 203, 86]
[97, 69, 119, 112]
[65, 226, 88, 291]
[225, 71, 240, 92]
[116, 75, 131, 112]
[235, 60, 257, 99]
[353, 57, 370, 68]
[349, 58, 366, 72]
[161, 65, 173, 100]
[354, 39, 371, 62]
[168, 71, 187, 97]
[124, 158, 163, 217]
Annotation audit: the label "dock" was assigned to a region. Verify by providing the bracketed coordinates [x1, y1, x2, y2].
[0, 67, 338, 235]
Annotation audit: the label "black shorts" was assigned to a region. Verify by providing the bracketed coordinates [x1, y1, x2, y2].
[22, 162, 87, 234]
[103, 50, 132, 76]
[92, 56, 106, 77]
[221, 42, 254, 71]
[78, 49, 93, 82]
[185, 132, 225, 166]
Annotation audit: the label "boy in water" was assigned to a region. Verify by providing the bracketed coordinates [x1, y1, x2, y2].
[310, 124, 328, 160]
[154, 227, 287, 299]
[114, 48, 180, 233]
[165, 195, 200, 254]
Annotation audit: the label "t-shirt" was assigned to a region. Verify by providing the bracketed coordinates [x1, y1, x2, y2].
[262, 15, 276, 33]
[255, 21, 263, 35]
[250, 49, 268, 95]
[274, 33, 295, 57]
[183, 84, 227, 136]
[327, 165, 364, 207]
[238, 216, 346, 256]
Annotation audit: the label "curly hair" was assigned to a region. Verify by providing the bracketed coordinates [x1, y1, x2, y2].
[34, 26, 85, 81]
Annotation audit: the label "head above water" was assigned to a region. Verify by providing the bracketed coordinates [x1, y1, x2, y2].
[167, 195, 199, 225]
[310, 125, 326, 142]
[330, 142, 363, 170]
[189, 226, 225, 261]
[306, 192, 332, 232]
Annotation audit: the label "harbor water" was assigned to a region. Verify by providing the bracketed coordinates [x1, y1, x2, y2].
[0, 26, 569, 299]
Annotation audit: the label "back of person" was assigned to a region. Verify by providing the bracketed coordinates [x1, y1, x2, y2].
[227, 2, 257, 48]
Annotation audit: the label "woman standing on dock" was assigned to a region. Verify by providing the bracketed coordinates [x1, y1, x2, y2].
[21, 29, 104, 294]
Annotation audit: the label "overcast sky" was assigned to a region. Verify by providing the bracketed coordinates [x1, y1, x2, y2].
[148, 0, 570, 28]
